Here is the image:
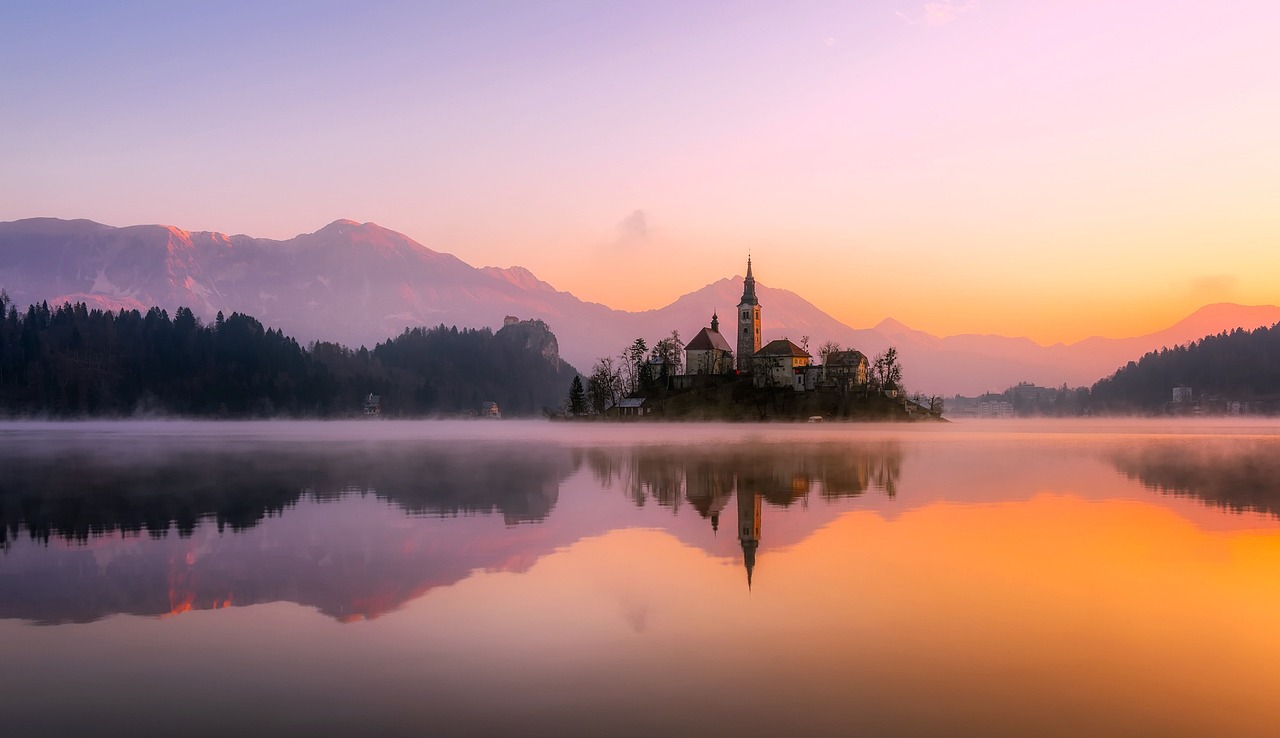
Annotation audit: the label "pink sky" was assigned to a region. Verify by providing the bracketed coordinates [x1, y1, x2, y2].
[2, 1, 1277, 342]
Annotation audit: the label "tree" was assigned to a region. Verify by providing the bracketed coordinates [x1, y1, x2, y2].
[620, 338, 648, 395]
[818, 340, 841, 363]
[871, 347, 903, 395]
[650, 331, 684, 377]
[588, 356, 621, 413]
[568, 375, 587, 415]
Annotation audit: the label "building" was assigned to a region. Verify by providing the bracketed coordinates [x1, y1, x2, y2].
[736, 257, 762, 372]
[363, 393, 381, 415]
[751, 339, 811, 391]
[479, 401, 501, 418]
[821, 350, 868, 391]
[684, 311, 734, 375]
[614, 397, 650, 417]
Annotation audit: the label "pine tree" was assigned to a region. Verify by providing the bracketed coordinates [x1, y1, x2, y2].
[568, 375, 587, 415]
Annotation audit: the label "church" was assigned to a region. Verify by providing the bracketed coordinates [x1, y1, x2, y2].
[682, 257, 814, 391]
[681, 257, 764, 376]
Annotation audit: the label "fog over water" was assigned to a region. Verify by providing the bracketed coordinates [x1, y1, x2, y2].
[3, 418, 1280, 737]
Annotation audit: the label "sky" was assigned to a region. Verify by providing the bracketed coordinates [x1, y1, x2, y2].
[3, 1, 1278, 344]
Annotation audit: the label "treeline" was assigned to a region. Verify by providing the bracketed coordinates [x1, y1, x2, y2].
[1089, 322, 1280, 412]
[0, 292, 578, 417]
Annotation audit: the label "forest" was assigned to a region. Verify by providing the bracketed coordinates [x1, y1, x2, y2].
[0, 291, 578, 417]
[1089, 322, 1280, 413]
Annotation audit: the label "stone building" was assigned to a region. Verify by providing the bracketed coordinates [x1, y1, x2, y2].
[684, 311, 734, 375]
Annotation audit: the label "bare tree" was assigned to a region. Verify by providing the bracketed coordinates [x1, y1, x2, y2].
[588, 356, 622, 412]
[871, 347, 903, 395]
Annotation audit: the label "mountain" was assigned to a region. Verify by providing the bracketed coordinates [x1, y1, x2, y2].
[0, 217, 617, 372]
[3, 217, 1277, 396]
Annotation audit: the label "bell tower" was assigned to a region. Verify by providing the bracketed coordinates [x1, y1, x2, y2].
[736, 257, 761, 372]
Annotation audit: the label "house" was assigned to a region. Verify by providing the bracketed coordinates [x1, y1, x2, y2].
[614, 397, 650, 417]
[363, 393, 381, 415]
[751, 339, 811, 391]
[645, 355, 673, 389]
[821, 350, 868, 392]
[479, 401, 501, 418]
[684, 311, 734, 376]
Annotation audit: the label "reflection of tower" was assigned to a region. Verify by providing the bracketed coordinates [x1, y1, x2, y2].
[737, 486, 762, 589]
[736, 257, 762, 372]
[686, 462, 734, 536]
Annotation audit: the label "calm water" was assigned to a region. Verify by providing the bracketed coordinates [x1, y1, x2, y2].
[3, 419, 1280, 737]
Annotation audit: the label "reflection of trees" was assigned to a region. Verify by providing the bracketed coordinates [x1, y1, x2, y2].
[0, 442, 577, 548]
[583, 442, 904, 519]
[1111, 443, 1280, 517]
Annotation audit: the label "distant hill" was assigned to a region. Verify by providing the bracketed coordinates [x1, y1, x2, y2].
[4, 217, 1278, 395]
[1090, 322, 1280, 412]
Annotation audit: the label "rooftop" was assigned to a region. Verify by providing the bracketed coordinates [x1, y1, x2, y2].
[753, 338, 810, 359]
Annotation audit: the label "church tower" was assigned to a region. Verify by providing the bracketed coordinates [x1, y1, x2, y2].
[736, 257, 761, 372]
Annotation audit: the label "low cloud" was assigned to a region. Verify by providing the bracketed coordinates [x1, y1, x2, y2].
[1187, 274, 1239, 302]
[616, 209, 651, 245]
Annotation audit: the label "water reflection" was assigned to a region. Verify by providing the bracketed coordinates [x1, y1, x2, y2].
[6, 422, 1280, 737]
[0, 442, 575, 549]
[585, 442, 902, 512]
[0, 436, 904, 624]
[1111, 440, 1280, 518]
[583, 443, 903, 587]
[6, 425, 1280, 629]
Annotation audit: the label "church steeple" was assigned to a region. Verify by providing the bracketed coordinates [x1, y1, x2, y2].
[740, 257, 758, 305]
[736, 257, 762, 372]
[711, 310, 719, 333]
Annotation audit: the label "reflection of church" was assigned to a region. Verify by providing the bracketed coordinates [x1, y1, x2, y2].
[685, 467, 763, 590]
[598, 443, 904, 590]
[737, 485, 761, 589]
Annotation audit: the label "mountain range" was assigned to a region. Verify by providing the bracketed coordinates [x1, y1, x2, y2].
[3, 217, 1277, 396]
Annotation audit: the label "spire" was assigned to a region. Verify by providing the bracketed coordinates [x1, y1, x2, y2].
[742, 539, 757, 591]
[739, 256, 758, 306]
[711, 310, 719, 333]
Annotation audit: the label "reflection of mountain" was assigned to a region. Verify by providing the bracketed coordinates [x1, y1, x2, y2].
[0, 441, 578, 625]
[1112, 443, 1280, 518]
[0, 443, 574, 549]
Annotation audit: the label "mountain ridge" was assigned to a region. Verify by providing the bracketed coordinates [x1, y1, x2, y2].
[3, 217, 1276, 395]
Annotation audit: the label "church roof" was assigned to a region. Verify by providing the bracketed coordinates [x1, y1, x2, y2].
[687, 326, 732, 352]
[752, 338, 810, 358]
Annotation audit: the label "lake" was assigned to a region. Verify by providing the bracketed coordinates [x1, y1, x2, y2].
[3, 419, 1280, 737]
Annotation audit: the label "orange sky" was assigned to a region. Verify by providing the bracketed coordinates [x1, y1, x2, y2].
[3, 3, 1278, 342]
